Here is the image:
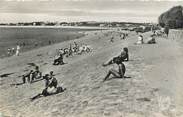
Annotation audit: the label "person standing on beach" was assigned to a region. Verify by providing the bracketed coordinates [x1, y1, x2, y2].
[7, 48, 11, 56]
[164, 25, 169, 37]
[15, 44, 20, 56]
[11, 47, 15, 55]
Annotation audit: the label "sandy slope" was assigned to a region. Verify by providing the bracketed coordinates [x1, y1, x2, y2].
[0, 29, 183, 117]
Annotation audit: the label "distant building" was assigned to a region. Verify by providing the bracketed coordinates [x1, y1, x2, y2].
[33, 22, 45, 26]
[99, 24, 107, 27]
[116, 24, 123, 27]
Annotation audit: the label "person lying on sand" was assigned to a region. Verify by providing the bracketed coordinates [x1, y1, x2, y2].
[102, 57, 126, 81]
[102, 47, 129, 66]
[30, 86, 66, 101]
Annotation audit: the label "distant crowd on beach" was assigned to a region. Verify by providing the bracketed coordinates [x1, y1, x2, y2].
[7, 44, 21, 56]
[6, 40, 58, 57]
[53, 41, 92, 65]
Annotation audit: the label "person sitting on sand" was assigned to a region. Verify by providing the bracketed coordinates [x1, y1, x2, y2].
[73, 41, 79, 53]
[120, 47, 129, 61]
[110, 37, 114, 43]
[102, 57, 126, 81]
[30, 73, 65, 101]
[147, 33, 156, 44]
[43, 74, 50, 88]
[22, 70, 34, 84]
[53, 53, 65, 65]
[135, 34, 144, 44]
[48, 71, 58, 88]
[11, 47, 15, 55]
[121, 33, 125, 40]
[103, 47, 129, 66]
[58, 49, 64, 55]
[31, 66, 42, 82]
[43, 71, 57, 88]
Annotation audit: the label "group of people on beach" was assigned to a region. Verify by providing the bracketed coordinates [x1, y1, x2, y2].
[135, 32, 157, 45]
[22, 66, 42, 84]
[30, 71, 66, 101]
[109, 31, 129, 43]
[16, 29, 159, 101]
[7, 44, 21, 56]
[27, 46, 129, 101]
[53, 41, 92, 65]
[21, 66, 65, 101]
[6, 40, 58, 57]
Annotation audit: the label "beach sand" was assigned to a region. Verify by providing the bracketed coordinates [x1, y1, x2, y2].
[0, 29, 183, 117]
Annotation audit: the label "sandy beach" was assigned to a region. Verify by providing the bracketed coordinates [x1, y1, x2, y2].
[0, 28, 183, 117]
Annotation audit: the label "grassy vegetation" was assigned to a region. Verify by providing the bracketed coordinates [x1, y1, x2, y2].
[158, 6, 183, 29]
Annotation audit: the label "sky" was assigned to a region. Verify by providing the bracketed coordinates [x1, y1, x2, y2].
[0, 0, 182, 23]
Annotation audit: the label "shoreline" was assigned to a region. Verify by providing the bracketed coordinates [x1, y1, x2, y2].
[0, 25, 109, 30]
[0, 27, 106, 58]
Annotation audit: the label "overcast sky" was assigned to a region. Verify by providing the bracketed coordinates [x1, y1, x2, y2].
[0, 0, 182, 23]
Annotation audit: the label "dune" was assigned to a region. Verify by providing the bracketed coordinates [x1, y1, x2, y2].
[0, 29, 183, 117]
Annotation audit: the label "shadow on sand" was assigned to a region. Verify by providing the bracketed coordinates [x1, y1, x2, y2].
[0, 73, 15, 78]
[106, 76, 132, 81]
[10, 78, 44, 87]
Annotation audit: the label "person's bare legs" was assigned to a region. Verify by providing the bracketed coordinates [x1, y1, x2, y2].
[30, 93, 42, 101]
[102, 60, 113, 67]
[103, 69, 121, 81]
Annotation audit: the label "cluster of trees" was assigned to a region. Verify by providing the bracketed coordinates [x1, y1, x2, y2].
[158, 6, 183, 29]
